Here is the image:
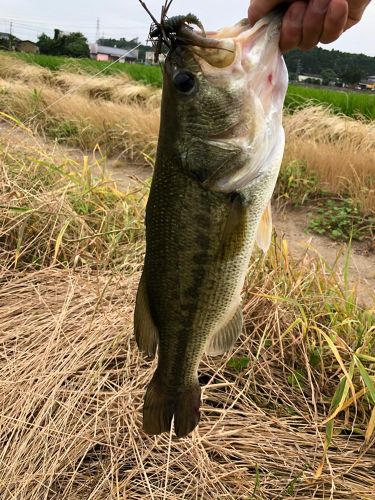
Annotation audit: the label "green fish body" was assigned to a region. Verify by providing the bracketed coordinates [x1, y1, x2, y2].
[135, 13, 288, 437]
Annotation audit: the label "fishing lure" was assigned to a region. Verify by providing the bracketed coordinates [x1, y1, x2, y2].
[139, 0, 205, 62]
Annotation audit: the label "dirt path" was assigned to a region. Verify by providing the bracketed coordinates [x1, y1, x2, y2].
[1, 122, 374, 307]
[95, 158, 375, 307]
[273, 208, 375, 307]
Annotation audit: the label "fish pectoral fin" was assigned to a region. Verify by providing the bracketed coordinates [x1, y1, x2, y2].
[134, 272, 159, 359]
[221, 194, 245, 244]
[255, 202, 273, 253]
[143, 370, 201, 438]
[205, 306, 243, 356]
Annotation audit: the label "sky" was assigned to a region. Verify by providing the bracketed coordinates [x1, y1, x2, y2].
[0, 0, 374, 57]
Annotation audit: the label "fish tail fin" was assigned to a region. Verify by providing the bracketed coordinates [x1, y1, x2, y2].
[143, 371, 201, 438]
[143, 371, 174, 436]
[174, 383, 201, 438]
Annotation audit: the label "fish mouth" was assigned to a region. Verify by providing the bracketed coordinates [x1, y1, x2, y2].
[172, 12, 288, 194]
[175, 12, 283, 71]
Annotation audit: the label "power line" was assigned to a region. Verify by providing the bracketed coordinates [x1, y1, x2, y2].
[0, 16, 148, 29]
[0, 16, 149, 45]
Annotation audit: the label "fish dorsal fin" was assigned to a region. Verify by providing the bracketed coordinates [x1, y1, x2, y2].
[205, 306, 243, 356]
[256, 202, 273, 253]
[134, 272, 159, 358]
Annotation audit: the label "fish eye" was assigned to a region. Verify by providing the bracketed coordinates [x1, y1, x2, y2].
[173, 71, 197, 94]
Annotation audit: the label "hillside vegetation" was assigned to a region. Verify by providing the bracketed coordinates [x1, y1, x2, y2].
[284, 46, 375, 80]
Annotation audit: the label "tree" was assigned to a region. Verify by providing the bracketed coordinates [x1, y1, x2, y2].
[340, 68, 363, 85]
[37, 33, 56, 54]
[284, 47, 375, 81]
[321, 68, 337, 85]
[97, 37, 140, 49]
[63, 33, 90, 58]
[37, 32, 90, 58]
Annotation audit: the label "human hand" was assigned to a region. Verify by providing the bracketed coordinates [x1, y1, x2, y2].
[248, 0, 371, 52]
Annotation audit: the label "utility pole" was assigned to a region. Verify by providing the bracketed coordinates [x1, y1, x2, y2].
[96, 18, 100, 43]
[9, 21, 13, 51]
[296, 59, 302, 79]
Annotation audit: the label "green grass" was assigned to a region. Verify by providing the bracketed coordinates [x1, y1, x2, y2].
[285, 84, 375, 120]
[275, 160, 322, 207]
[6, 51, 163, 87]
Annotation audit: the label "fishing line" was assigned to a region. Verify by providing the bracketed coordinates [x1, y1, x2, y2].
[23, 43, 143, 126]
[0, 43, 143, 152]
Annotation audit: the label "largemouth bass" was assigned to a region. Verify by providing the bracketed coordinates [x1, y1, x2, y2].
[134, 11, 288, 437]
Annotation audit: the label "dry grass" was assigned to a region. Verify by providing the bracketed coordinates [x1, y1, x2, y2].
[0, 53, 50, 84]
[0, 130, 146, 270]
[0, 251, 374, 499]
[283, 106, 375, 214]
[0, 54, 161, 106]
[52, 72, 161, 106]
[0, 53, 160, 160]
[0, 78, 159, 160]
[0, 131, 374, 499]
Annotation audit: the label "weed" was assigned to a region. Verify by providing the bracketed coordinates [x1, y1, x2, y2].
[276, 160, 321, 206]
[308, 198, 373, 241]
[48, 119, 79, 140]
[0, 135, 146, 270]
[227, 356, 250, 372]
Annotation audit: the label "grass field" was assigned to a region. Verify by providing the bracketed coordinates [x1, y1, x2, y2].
[285, 84, 375, 120]
[0, 131, 374, 498]
[0, 49, 374, 499]
[5, 51, 375, 119]
[1, 53, 374, 220]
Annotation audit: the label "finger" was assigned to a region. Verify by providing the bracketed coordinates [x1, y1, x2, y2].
[248, 0, 292, 26]
[320, 0, 348, 43]
[346, 0, 371, 29]
[279, 1, 308, 53]
[300, 0, 331, 50]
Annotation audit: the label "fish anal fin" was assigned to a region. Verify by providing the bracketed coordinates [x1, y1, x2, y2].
[143, 371, 201, 438]
[206, 306, 243, 356]
[256, 202, 273, 253]
[134, 272, 158, 359]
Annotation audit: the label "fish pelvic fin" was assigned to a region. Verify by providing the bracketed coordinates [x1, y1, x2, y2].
[205, 305, 243, 356]
[143, 371, 201, 438]
[134, 272, 159, 358]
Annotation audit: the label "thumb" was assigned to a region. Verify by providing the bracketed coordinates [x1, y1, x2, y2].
[248, 0, 293, 25]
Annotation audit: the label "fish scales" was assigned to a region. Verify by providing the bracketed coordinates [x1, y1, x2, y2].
[135, 11, 288, 437]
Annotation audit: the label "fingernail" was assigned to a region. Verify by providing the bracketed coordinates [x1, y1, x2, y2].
[312, 0, 331, 14]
